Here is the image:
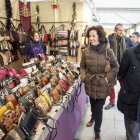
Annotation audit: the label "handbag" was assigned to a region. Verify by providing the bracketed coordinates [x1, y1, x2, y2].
[84, 25, 89, 46]
[23, 81, 36, 94]
[27, 25, 35, 41]
[56, 24, 68, 39]
[6, 87, 24, 107]
[35, 92, 52, 116]
[0, 21, 10, 41]
[0, 67, 8, 81]
[0, 41, 13, 50]
[105, 50, 117, 87]
[17, 23, 27, 44]
[49, 25, 56, 42]
[0, 74, 19, 90]
[9, 22, 19, 43]
[20, 107, 39, 136]
[0, 101, 14, 120]
[39, 25, 48, 43]
[1, 126, 26, 140]
[0, 51, 11, 66]
[0, 103, 26, 133]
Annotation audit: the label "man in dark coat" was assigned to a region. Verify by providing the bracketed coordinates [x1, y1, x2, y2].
[132, 32, 140, 45]
[117, 43, 140, 140]
[105, 23, 135, 110]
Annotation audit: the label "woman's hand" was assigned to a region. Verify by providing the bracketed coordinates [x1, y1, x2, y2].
[105, 77, 108, 84]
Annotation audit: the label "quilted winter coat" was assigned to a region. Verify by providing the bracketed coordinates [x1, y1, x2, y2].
[80, 43, 119, 99]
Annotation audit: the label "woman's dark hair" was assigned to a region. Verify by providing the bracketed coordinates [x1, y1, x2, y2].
[31, 31, 40, 37]
[86, 25, 108, 43]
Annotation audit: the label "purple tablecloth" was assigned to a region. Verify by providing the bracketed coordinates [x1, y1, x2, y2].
[45, 83, 87, 140]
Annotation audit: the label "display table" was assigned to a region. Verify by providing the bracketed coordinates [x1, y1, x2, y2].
[32, 80, 87, 140]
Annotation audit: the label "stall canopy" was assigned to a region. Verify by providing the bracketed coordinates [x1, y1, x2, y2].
[93, 0, 140, 29]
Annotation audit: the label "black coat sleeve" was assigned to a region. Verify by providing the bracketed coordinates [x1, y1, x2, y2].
[23, 42, 31, 56]
[119, 49, 130, 79]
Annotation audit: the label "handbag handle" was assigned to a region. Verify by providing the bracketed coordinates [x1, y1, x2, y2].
[49, 25, 55, 34]
[40, 25, 47, 34]
[28, 25, 35, 34]
[18, 23, 26, 33]
[0, 21, 7, 31]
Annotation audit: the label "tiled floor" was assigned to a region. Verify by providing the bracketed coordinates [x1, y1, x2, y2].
[74, 81, 127, 140]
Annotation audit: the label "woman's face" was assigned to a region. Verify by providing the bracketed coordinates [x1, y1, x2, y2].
[89, 30, 100, 46]
[31, 33, 40, 42]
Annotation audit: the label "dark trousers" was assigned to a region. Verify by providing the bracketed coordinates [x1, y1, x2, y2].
[124, 115, 139, 140]
[90, 97, 106, 132]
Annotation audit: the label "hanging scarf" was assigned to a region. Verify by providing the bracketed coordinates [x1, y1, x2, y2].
[111, 34, 126, 62]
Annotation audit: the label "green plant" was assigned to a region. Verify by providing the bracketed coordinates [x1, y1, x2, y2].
[36, 5, 40, 29]
[71, 2, 76, 26]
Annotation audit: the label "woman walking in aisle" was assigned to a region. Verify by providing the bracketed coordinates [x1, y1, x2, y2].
[80, 25, 119, 140]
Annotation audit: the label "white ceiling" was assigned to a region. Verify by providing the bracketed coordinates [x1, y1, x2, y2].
[93, 0, 140, 29]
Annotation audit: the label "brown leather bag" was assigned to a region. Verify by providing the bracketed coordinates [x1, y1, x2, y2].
[51, 87, 60, 101]
[6, 87, 24, 107]
[1, 126, 26, 140]
[105, 50, 117, 87]
[0, 103, 26, 133]
[41, 75, 49, 86]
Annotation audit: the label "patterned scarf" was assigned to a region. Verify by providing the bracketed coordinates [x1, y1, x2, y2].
[111, 34, 126, 62]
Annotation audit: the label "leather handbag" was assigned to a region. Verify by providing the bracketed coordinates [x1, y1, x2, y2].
[49, 25, 56, 42]
[51, 87, 61, 101]
[27, 25, 35, 41]
[105, 50, 117, 87]
[0, 74, 19, 90]
[18, 96, 32, 110]
[84, 25, 89, 46]
[0, 21, 10, 41]
[17, 23, 27, 44]
[6, 87, 24, 107]
[9, 23, 19, 43]
[0, 103, 26, 133]
[0, 67, 8, 81]
[39, 25, 48, 43]
[0, 51, 11, 66]
[0, 87, 11, 105]
[35, 92, 52, 116]
[41, 75, 49, 86]
[20, 107, 39, 136]
[1, 126, 26, 140]
[0, 41, 13, 50]
[58, 40, 68, 47]
[0, 101, 14, 120]
[50, 75, 58, 87]
[23, 81, 36, 94]
[56, 67, 63, 72]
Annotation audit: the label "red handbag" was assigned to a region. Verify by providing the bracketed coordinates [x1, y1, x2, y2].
[39, 25, 48, 43]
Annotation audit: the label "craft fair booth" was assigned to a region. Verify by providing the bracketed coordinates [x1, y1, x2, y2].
[0, 0, 91, 139]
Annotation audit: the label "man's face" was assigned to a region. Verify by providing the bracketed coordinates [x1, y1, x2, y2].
[132, 34, 139, 44]
[114, 25, 124, 37]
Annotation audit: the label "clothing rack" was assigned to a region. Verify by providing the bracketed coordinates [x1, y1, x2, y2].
[0, 17, 21, 22]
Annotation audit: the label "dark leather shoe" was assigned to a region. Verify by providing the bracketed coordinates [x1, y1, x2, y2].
[95, 132, 100, 140]
[86, 119, 95, 127]
[105, 104, 115, 110]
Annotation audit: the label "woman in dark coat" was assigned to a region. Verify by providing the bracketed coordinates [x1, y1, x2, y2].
[117, 43, 140, 140]
[24, 31, 46, 59]
[80, 25, 119, 140]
